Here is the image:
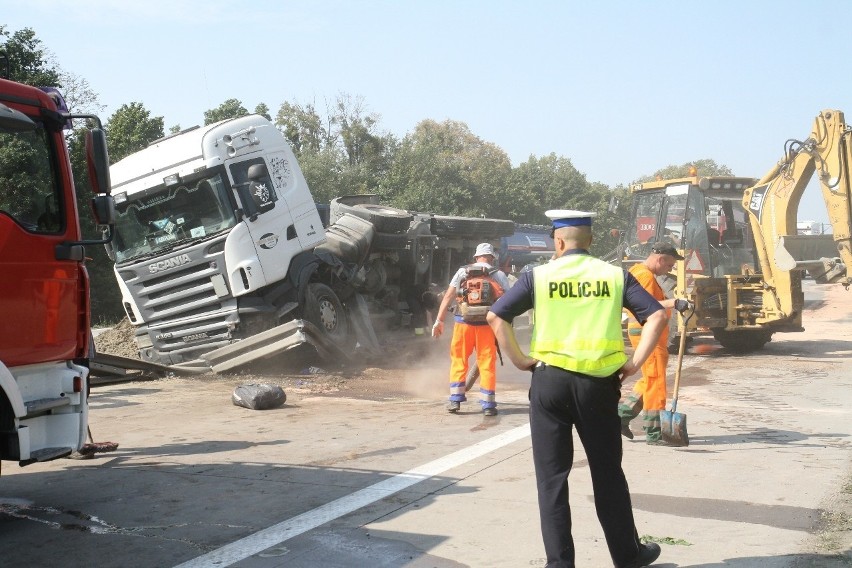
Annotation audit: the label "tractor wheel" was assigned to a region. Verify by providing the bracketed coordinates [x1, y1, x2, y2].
[711, 328, 773, 353]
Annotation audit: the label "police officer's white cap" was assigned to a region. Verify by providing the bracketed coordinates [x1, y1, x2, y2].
[545, 210, 597, 228]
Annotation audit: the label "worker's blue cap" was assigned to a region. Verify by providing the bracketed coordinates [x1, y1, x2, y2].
[545, 209, 597, 228]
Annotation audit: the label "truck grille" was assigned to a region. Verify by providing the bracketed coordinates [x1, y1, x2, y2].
[118, 240, 237, 363]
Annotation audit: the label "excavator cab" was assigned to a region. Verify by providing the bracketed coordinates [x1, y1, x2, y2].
[625, 175, 773, 351]
[625, 176, 759, 289]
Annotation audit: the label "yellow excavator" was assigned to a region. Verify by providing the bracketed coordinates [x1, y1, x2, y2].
[622, 110, 850, 352]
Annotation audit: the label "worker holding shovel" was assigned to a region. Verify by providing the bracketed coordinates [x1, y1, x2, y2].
[618, 241, 692, 445]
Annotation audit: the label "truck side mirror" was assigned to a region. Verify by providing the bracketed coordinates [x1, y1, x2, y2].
[85, 128, 111, 195]
[247, 163, 268, 181]
[91, 194, 116, 226]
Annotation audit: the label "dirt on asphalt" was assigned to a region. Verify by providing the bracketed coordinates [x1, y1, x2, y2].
[92, 284, 852, 563]
[93, 317, 452, 400]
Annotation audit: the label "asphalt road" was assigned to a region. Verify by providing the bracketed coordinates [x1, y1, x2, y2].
[1, 281, 851, 567]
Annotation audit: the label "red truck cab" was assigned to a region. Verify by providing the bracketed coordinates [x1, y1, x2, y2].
[0, 70, 114, 469]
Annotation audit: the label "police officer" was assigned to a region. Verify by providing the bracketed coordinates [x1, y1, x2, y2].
[487, 210, 667, 568]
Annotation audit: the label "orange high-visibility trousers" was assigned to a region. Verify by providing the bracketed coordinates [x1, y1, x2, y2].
[448, 322, 497, 408]
[627, 323, 669, 411]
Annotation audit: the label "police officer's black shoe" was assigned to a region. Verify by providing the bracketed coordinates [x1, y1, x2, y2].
[621, 424, 634, 440]
[621, 542, 661, 567]
[446, 401, 460, 413]
[483, 407, 497, 417]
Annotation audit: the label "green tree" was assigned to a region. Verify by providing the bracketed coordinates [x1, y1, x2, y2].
[332, 94, 396, 195]
[0, 26, 59, 87]
[275, 98, 344, 202]
[274, 94, 398, 202]
[297, 146, 347, 205]
[254, 103, 271, 122]
[55, 70, 104, 116]
[334, 94, 382, 166]
[509, 153, 622, 254]
[204, 98, 249, 125]
[640, 158, 733, 182]
[510, 153, 599, 222]
[105, 102, 165, 163]
[383, 119, 511, 217]
[275, 100, 328, 155]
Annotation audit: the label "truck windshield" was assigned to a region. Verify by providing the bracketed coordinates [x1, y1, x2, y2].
[112, 172, 237, 263]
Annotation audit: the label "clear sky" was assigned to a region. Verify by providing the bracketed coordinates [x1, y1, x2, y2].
[6, 0, 852, 224]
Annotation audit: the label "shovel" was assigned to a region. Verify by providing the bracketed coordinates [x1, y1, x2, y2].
[465, 365, 480, 392]
[660, 311, 689, 446]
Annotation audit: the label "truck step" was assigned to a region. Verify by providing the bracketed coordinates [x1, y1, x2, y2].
[21, 446, 73, 465]
[25, 396, 71, 416]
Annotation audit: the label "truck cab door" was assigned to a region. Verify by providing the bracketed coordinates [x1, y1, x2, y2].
[229, 156, 324, 286]
[0, 127, 83, 366]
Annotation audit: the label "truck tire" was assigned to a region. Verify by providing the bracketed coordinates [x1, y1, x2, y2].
[432, 215, 481, 237]
[351, 203, 413, 234]
[481, 218, 516, 238]
[711, 328, 773, 353]
[407, 219, 434, 276]
[304, 283, 352, 350]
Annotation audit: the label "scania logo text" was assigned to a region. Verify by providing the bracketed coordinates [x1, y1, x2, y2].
[149, 253, 192, 274]
[181, 332, 209, 343]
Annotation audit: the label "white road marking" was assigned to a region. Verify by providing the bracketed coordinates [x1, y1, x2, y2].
[173, 423, 532, 567]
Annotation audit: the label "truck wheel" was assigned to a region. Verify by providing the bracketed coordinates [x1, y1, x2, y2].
[407, 220, 434, 276]
[305, 283, 352, 349]
[711, 328, 773, 353]
[352, 204, 413, 234]
[432, 215, 481, 237]
[487, 218, 516, 238]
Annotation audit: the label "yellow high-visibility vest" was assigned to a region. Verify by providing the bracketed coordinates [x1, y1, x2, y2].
[529, 254, 627, 377]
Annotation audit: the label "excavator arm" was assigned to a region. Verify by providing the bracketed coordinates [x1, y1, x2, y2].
[742, 110, 851, 325]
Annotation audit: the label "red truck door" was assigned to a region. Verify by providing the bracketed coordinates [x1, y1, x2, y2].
[0, 125, 86, 367]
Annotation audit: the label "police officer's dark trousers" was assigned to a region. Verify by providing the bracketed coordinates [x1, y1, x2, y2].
[529, 363, 642, 567]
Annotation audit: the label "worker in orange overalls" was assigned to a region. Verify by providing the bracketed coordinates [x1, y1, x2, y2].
[432, 243, 511, 416]
[619, 241, 691, 444]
